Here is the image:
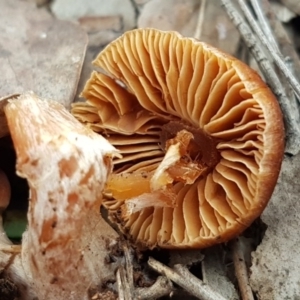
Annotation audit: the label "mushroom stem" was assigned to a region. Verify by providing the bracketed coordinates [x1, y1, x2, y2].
[4, 92, 120, 300]
[148, 257, 227, 300]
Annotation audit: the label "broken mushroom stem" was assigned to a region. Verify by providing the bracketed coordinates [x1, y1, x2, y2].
[4, 92, 120, 300]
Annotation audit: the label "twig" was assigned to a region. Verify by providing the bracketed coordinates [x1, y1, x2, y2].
[220, 0, 300, 155]
[116, 268, 125, 300]
[116, 266, 132, 300]
[148, 257, 227, 300]
[232, 239, 255, 300]
[123, 244, 134, 294]
[135, 276, 173, 300]
[194, 0, 207, 40]
[116, 245, 135, 300]
[259, 0, 300, 80]
[250, 0, 280, 52]
[238, 0, 300, 100]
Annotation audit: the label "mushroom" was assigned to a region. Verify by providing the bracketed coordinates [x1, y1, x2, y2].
[2, 92, 120, 299]
[72, 28, 285, 249]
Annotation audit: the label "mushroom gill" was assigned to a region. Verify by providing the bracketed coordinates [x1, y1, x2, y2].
[72, 28, 285, 249]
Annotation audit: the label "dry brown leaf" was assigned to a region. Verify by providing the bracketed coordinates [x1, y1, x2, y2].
[138, 0, 200, 37]
[250, 154, 300, 299]
[0, 0, 87, 108]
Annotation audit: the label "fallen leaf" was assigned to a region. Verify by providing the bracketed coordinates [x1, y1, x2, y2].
[250, 154, 300, 299]
[0, 0, 87, 108]
[202, 246, 239, 300]
[199, 0, 240, 55]
[51, 0, 136, 31]
[138, 0, 200, 37]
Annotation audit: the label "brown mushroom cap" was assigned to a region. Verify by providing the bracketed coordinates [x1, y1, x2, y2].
[72, 28, 284, 249]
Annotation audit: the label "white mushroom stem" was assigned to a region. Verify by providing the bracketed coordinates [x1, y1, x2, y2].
[4, 92, 120, 300]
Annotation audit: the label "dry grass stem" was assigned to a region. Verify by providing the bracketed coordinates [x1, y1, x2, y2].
[232, 239, 255, 300]
[250, 0, 280, 52]
[116, 267, 132, 300]
[194, 0, 206, 40]
[123, 245, 135, 294]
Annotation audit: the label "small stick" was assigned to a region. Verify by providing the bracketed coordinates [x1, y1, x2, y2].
[194, 0, 207, 40]
[259, 0, 300, 80]
[238, 0, 300, 101]
[116, 266, 132, 300]
[250, 0, 280, 52]
[232, 239, 255, 300]
[116, 268, 125, 300]
[148, 257, 227, 300]
[135, 276, 173, 300]
[220, 0, 300, 155]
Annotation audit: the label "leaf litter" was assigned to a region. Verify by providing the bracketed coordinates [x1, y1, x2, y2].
[0, 0, 300, 299]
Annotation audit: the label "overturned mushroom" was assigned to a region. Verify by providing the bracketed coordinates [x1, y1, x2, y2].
[3, 92, 120, 299]
[72, 28, 285, 249]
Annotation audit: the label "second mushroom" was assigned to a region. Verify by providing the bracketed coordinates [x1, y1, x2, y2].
[72, 28, 284, 249]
